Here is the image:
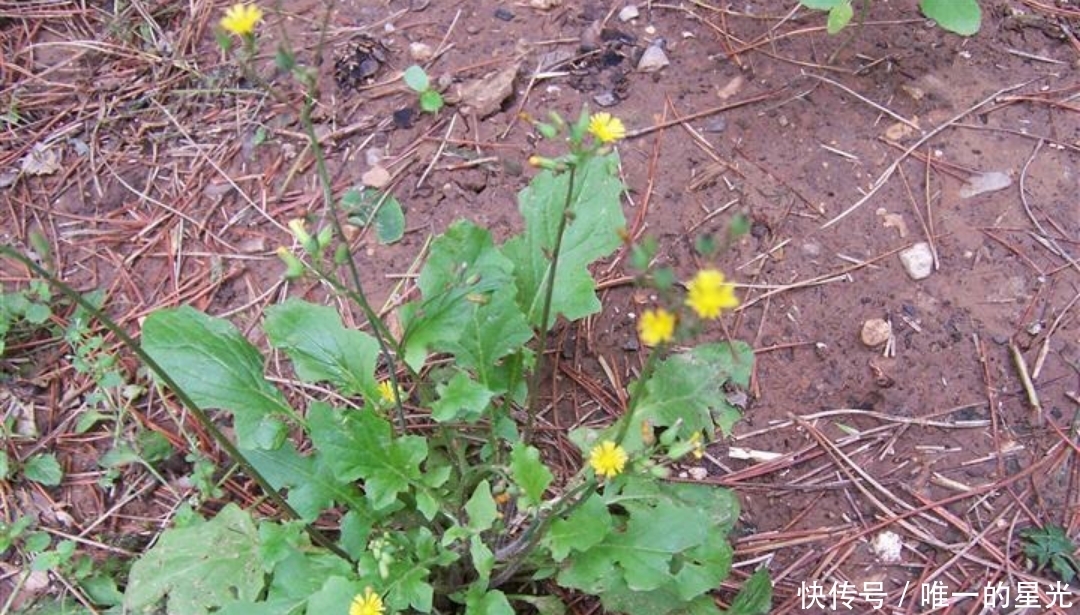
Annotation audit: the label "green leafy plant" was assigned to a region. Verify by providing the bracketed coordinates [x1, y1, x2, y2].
[1, 5, 772, 614]
[0, 278, 53, 357]
[1021, 525, 1080, 583]
[800, 0, 981, 36]
[403, 65, 444, 114]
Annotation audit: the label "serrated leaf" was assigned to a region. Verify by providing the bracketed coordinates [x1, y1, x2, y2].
[403, 65, 430, 92]
[245, 441, 363, 522]
[826, 1, 853, 34]
[400, 221, 519, 370]
[441, 293, 532, 392]
[501, 152, 626, 329]
[124, 504, 263, 614]
[431, 372, 493, 423]
[626, 342, 752, 451]
[258, 521, 306, 572]
[920, 0, 981, 36]
[545, 493, 612, 561]
[510, 443, 553, 507]
[142, 307, 292, 450]
[23, 453, 62, 486]
[725, 569, 772, 615]
[341, 188, 405, 245]
[307, 402, 427, 511]
[264, 299, 380, 399]
[265, 549, 352, 604]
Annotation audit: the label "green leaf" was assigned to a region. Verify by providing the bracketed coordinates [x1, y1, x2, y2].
[509, 443, 553, 507]
[258, 521, 306, 572]
[264, 298, 380, 399]
[0, 451, 8, 480]
[501, 152, 626, 329]
[307, 576, 363, 615]
[307, 402, 427, 511]
[544, 493, 612, 561]
[80, 574, 124, 607]
[403, 65, 430, 92]
[441, 296, 532, 393]
[24, 302, 51, 324]
[142, 307, 293, 450]
[465, 480, 498, 532]
[800, 0, 846, 8]
[400, 221, 520, 370]
[627, 341, 754, 451]
[265, 549, 352, 604]
[23, 453, 62, 486]
[419, 89, 444, 114]
[826, 1, 853, 34]
[124, 504, 263, 615]
[920, 0, 981, 36]
[247, 441, 364, 522]
[725, 569, 773, 615]
[431, 372, 493, 423]
[1021, 525, 1080, 582]
[465, 586, 513, 615]
[341, 188, 406, 245]
[470, 535, 495, 581]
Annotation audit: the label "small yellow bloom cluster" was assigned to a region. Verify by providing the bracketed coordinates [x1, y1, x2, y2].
[588, 440, 628, 479]
[588, 113, 626, 144]
[221, 3, 263, 36]
[350, 587, 384, 615]
[636, 269, 739, 346]
[638, 308, 675, 347]
[377, 380, 400, 405]
[685, 269, 739, 320]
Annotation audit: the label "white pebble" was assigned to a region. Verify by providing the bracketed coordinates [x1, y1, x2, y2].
[618, 5, 639, 21]
[899, 242, 934, 280]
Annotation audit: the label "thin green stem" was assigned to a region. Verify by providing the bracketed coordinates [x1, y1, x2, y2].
[297, 99, 407, 432]
[0, 246, 352, 562]
[523, 165, 578, 441]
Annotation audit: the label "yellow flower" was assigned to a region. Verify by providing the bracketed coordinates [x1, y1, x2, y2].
[377, 380, 399, 405]
[689, 432, 705, 460]
[349, 587, 384, 615]
[220, 3, 263, 37]
[588, 112, 626, 144]
[589, 440, 628, 479]
[685, 269, 739, 320]
[638, 308, 676, 346]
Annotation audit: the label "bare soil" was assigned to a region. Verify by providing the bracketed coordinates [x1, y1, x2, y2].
[2, 0, 1079, 613]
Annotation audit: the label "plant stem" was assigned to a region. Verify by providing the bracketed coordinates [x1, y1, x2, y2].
[523, 165, 577, 441]
[0, 246, 352, 562]
[297, 98, 408, 432]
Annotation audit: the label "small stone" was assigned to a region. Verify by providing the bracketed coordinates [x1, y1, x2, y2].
[619, 5, 640, 21]
[860, 319, 892, 348]
[870, 531, 903, 563]
[959, 171, 1012, 198]
[801, 241, 822, 257]
[637, 42, 669, 72]
[778, 115, 789, 127]
[392, 108, 414, 129]
[408, 42, 433, 62]
[687, 467, 708, 480]
[899, 242, 934, 280]
[494, 7, 514, 21]
[593, 91, 618, 107]
[361, 165, 391, 189]
[704, 117, 727, 133]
